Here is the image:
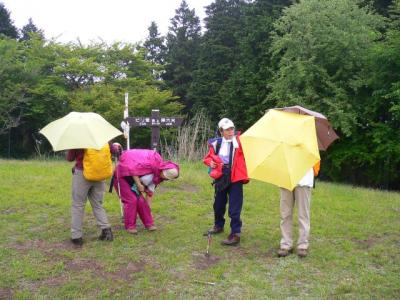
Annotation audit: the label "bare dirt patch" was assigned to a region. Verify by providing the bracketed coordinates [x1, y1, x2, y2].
[36, 275, 69, 288]
[351, 234, 391, 249]
[140, 255, 162, 270]
[352, 232, 399, 250]
[65, 258, 104, 272]
[352, 237, 378, 249]
[65, 258, 145, 281]
[109, 261, 146, 281]
[264, 247, 277, 258]
[0, 208, 18, 215]
[0, 288, 13, 300]
[192, 252, 221, 270]
[179, 184, 200, 193]
[10, 239, 79, 252]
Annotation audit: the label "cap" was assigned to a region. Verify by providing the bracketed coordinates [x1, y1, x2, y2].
[218, 118, 235, 130]
[162, 168, 179, 180]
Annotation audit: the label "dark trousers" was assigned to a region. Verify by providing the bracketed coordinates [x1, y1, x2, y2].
[213, 181, 243, 234]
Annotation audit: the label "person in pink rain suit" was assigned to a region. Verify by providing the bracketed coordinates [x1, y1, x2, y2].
[114, 149, 179, 234]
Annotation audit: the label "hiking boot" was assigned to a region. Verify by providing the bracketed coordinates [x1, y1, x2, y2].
[126, 228, 138, 234]
[297, 248, 308, 258]
[221, 233, 240, 246]
[203, 226, 223, 236]
[277, 248, 292, 257]
[99, 228, 114, 241]
[71, 237, 83, 246]
[147, 225, 157, 231]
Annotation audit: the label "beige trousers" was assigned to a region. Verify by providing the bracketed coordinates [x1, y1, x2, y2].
[71, 169, 110, 239]
[280, 186, 311, 250]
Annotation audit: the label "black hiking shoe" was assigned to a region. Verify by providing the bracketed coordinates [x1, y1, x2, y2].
[71, 237, 83, 246]
[99, 228, 114, 241]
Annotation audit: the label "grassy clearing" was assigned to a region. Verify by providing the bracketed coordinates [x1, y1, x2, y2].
[0, 159, 399, 299]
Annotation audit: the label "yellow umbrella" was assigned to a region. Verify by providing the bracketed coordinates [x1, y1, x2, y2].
[39, 112, 122, 151]
[241, 109, 320, 191]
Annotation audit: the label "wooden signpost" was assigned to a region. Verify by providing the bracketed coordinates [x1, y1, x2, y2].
[125, 109, 183, 151]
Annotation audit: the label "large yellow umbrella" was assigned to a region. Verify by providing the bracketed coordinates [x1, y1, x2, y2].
[241, 109, 320, 191]
[39, 112, 122, 151]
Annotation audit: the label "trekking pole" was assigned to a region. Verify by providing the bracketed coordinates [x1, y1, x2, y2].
[205, 231, 212, 257]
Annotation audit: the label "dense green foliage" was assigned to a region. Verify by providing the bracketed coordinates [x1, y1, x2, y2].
[0, 0, 398, 189]
[0, 37, 182, 156]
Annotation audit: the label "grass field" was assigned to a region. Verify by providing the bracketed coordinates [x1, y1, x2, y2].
[0, 159, 399, 299]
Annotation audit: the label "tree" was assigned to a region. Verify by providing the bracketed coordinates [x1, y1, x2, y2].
[268, 0, 400, 189]
[68, 42, 182, 148]
[163, 0, 201, 112]
[361, 0, 394, 16]
[0, 2, 18, 39]
[143, 21, 166, 65]
[0, 37, 182, 157]
[20, 18, 44, 41]
[188, 0, 249, 122]
[0, 38, 26, 137]
[268, 0, 384, 136]
[218, 0, 293, 128]
[0, 37, 69, 157]
[356, 0, 400, 188]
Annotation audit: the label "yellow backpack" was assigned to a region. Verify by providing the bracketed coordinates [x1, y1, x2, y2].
[83, 144, 113, 181]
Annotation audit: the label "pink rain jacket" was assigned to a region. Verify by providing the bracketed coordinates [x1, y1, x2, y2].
[116, 149, 179, 185]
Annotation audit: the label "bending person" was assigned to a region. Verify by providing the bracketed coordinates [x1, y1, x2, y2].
[114, 149, 179, 234]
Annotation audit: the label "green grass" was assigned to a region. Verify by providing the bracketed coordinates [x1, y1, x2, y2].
[0, 159, 399, 299]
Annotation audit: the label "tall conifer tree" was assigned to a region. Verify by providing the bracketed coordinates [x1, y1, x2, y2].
[20, 18, 44, 41]
[163, 0, 201, 112]
[143, 21, 166, 65]
[0, 2, 18, 39]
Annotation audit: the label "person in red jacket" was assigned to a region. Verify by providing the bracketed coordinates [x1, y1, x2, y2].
[203, 118, 249, 246]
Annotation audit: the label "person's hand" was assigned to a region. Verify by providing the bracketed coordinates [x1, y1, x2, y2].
[146, 194, 153, 206]
[137, 183, 145, 193]
[209, 161, 217, 168]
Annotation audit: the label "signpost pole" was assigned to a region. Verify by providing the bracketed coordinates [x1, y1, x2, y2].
[123, 93, 130, 150]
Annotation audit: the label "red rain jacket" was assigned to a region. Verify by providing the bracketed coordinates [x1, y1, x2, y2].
[203, 134, 249, 184]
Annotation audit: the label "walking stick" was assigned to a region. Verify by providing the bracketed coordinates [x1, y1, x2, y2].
[205, 231, 212, 257]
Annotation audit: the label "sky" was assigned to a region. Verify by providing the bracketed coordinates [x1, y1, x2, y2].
[2, 0, 213, 44]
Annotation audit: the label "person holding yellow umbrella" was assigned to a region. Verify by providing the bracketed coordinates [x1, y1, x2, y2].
[277, 164, 318, 258]
[274, 106, 337, 257]
[241, 108, 337, 258]
[40, 112, 123, 246]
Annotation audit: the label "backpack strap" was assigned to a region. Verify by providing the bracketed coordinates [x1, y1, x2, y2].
[108, 174, 115, 193]
[228, 142, 233, 167]
[215, 137, 222, 154]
